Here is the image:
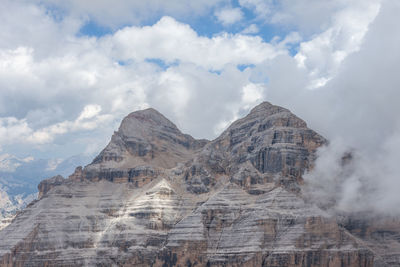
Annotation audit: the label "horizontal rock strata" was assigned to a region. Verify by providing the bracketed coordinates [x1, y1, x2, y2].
[0, 102, 398, 267]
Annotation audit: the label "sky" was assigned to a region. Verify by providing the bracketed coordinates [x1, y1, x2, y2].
[0, 0, 399, 214]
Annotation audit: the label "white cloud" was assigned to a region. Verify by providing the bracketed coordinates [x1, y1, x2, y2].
[0, 105, 112, 148]
[239, 0, 273, 19]
[0, 117, 34, 145]
[0, 0, 81, 58]
[38, 110, 113, 139]
[238, 0, 381, 89]
[241, 24, 259, 34]
[239, 0, 343, 34]
[268, 0, 344, 33]
[211, 82, 265, 134]
[271, 32, 302, 50]
[295, 0, 381, 88]
[215, 7, 244, 25]
[0, 0, 381, 147]
[108, 16, 284, 70]
[256, 0, 400, 215]
[241, 83, 264, 107]
[212, 81, 265, 135]
[0, 12, 286, 150]
[77, 105, 102, 121]
[156, 69, 191, 117]
[147, 63, 256, 139]
[34, 0, 228, 28]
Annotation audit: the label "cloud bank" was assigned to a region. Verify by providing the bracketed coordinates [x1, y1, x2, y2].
[259, 0, 400, 215]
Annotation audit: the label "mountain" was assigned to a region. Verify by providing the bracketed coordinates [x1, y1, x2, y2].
[0, 102, 399, 266]
[0, 154, 91, 227]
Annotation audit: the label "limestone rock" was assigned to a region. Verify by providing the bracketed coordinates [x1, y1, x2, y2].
[37, 175, 65, 199]
[90, 108, 207, 170]
[0, 102, 398, 267]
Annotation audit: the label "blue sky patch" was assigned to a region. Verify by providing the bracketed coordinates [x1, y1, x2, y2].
[79, 20, 112, 37]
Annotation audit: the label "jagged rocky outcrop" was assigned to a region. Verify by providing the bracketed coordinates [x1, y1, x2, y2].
[37, 175, 65, 199]
[0, 102, 398, 267]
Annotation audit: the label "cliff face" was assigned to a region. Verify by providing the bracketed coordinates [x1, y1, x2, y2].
[0, 102, 396, 266]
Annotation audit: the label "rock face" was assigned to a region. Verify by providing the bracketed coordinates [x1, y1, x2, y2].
[0, 102, 398, 266]
[37, 175, 65, 199]
[90, 108, 207, 169]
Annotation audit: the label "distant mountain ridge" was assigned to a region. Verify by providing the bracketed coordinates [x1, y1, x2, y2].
[0, 154, 91, 228]
[0, 102, 399, 267]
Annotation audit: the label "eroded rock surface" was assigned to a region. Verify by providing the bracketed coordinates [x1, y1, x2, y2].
[0, 102, 398, 267]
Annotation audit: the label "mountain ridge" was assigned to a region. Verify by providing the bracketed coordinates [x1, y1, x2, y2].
[0, 102, 398, 267]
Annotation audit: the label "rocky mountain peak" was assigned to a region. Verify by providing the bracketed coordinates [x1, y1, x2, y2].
[1, 102, 398, 267]
[118, 108, 180, 139]
[248, 100, 287, 114]
[225, 101, 307, 135]
[83, 107, 208, 179]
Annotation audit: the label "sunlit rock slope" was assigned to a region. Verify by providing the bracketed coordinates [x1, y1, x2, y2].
[0, 102, 398, 267]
